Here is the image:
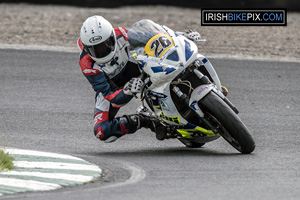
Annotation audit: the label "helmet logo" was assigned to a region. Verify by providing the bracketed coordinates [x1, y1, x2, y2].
[89, 36, 102, 43]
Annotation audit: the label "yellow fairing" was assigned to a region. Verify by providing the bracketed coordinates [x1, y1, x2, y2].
[159, 112, 181, 125]
[177, 127, 220, 138]
[144, 34, 175, 58]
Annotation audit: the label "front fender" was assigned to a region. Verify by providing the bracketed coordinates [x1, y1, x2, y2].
[188, 84, 214, 117]
[197, 54, 222, 91]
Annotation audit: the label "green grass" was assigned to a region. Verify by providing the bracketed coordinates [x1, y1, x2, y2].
[0, 150, 14, 171]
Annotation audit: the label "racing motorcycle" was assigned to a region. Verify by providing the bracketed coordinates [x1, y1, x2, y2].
[130, 20, 255, 154]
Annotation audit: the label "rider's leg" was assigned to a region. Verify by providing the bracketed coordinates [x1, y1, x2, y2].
[93, 93, 167, 143]
[93, 92, 128, 142]
[124, 114, 167, 140]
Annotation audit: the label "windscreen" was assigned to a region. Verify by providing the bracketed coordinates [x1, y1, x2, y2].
[128, 19, 169, 49]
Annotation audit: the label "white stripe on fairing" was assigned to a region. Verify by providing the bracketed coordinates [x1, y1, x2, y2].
[2, 148, 84, 161]
[1, 171, 94, 182]
[0, 178, 61, 191]
[13, 161, 102, 172]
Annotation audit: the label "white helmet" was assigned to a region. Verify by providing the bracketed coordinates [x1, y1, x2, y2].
[80, 15, 117, 64]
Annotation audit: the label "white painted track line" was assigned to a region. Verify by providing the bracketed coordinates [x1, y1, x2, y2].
[100, 161, 146, 189]
[0, 43, 78, 53]
[4, 148, 84, 161]
[1, 43, 299, 63]
[13, 161, 102, 172]
[1, 171, 94, 182]
[0, 178, 61, 191]
[0, 148, 102, 196]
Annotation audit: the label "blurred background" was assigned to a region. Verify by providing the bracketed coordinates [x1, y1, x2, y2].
[2, 0, 300, 11]
[1, 0, 299, 61]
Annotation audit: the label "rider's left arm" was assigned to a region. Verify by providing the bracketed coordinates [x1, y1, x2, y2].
[176, 30, 201, 43]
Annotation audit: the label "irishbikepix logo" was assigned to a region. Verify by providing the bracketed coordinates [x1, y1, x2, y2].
[201, 9, 287, 26]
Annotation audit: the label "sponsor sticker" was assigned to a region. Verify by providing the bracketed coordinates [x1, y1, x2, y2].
[201, 9, 287, 26]
[89, 36, 102, 43]
[119, 27, 128, 39]
[159, 112, 181, 125]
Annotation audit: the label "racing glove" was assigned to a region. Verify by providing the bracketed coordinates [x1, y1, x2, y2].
[182, 30, 201, 43]
[123, 78, 144, 96]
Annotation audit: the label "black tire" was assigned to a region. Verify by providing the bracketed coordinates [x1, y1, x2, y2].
[178, 138, 205, 148]
[199, 92, 255, 154]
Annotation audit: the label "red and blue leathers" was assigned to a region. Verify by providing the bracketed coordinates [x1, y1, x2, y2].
[78, 27, 142, 141]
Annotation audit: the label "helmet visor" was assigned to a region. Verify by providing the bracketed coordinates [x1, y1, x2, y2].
[84, 32, 115, 59]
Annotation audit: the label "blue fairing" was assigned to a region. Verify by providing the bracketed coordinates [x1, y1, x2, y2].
[184, 40, 194, 61]
[151, 66, 176, 74]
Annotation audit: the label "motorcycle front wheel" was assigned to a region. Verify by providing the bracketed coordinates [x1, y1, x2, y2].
[199, 92, 255, 154]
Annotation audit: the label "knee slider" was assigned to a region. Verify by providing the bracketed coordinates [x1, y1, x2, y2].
[94, 125, 105, 140]
[94, 123, 111, 141]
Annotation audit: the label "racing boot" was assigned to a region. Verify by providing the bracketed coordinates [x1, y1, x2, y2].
[124, 114, 167, 140]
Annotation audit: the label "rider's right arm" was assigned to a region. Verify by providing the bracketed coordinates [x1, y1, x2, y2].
[78, 50, 133, 107]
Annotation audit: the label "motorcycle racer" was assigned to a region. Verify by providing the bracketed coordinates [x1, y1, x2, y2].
[77, 15, 202, 143]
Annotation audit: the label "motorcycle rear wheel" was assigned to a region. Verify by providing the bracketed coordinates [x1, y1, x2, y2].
[199, 92, 255, 154]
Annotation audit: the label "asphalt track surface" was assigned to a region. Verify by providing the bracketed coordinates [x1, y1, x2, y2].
[1, 49, 300, 200]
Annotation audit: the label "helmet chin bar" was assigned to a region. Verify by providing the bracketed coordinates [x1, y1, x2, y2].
[92, 55, 111, 64]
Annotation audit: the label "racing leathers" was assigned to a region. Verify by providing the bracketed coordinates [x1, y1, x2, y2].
[78, 27, 163, 142]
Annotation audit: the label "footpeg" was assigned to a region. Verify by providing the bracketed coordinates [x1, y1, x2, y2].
[136, 105, 156, 118]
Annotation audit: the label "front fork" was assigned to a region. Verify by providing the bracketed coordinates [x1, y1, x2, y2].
[172, 66, 239, 134]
